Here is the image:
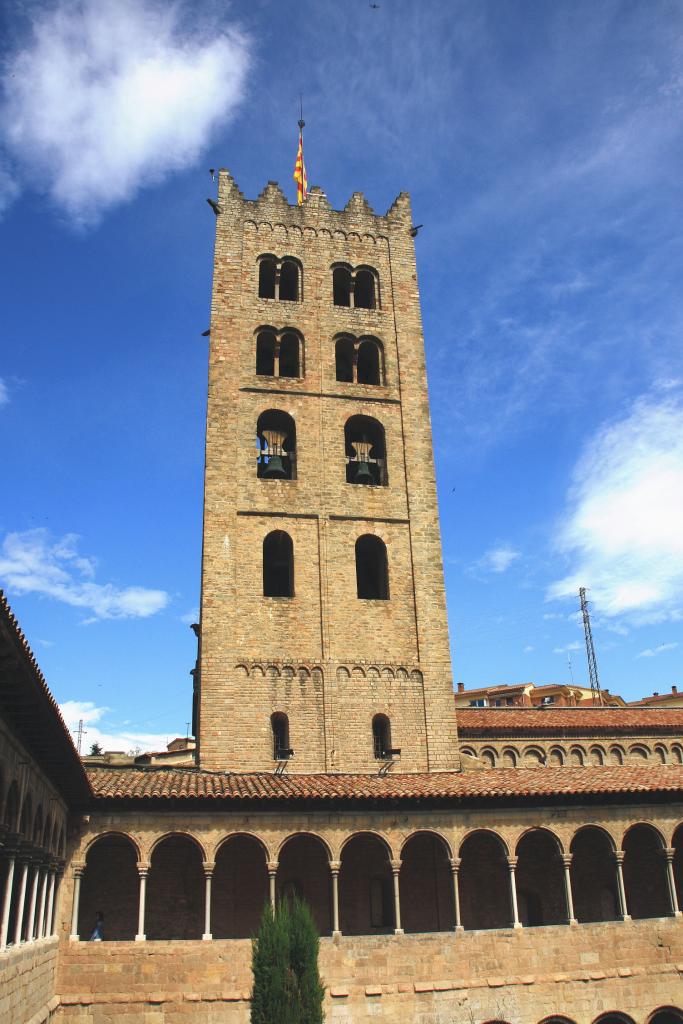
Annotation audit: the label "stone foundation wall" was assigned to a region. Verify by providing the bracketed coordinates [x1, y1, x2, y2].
[0, 936, 60, 1024]
[55, 918, 683, 1024]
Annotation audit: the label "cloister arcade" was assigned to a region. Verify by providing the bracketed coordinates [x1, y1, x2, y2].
[0, 762, 67, 950]
[70, 820, 683, 942]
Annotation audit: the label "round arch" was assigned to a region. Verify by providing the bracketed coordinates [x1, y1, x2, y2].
[592, 1014, 636, 1024]
[515, 826, 564, 855]
[147, 833, 205, 939]
[83, 829, 142, 861]
[148, 830, 207, 862]
[277, 832, 332, 935]
[648, 1009, 683, 1024]
[339, 831, 394, 935]
[400, 829, 452, 860]
[459, 829, 511, 931]
[78, 832, 140, 940]
[516, 827, 566, 926]
[400, 830, 454, 933]
[215, 830, 271, 863]
[213, 833, 269, 939]
[622, 822, 671, 919]
[570, 825, 619, 923]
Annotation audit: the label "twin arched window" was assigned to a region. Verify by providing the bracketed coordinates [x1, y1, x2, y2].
[256, 329, 302, 378]
[258, 256, 302, 302]
[262, 530, 389, 601]
[333, 265, 379, 309]
[335, 335, 384, 385]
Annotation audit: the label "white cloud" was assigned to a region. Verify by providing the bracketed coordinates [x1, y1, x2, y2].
[548, 392, 683, 617]
[59, 700, 174, 754]
[523, 645, 535, 653]
[0, 529, 169, 621]
[542, 612, 563, 620]
[0, 0, 250, 224]
[180, 606, 199, 625]
[477, 544, 520, 574]
[637, 642, 679, 659]
[0, 378, 8, 407]
[553, 641, 582, 654]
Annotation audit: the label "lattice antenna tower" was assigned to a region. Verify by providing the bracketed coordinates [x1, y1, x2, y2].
[579, 587, 602, 706]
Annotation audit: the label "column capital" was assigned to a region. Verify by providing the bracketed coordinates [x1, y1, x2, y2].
[202, 861, 215, 876]
[561, 853, 573, 868]
[72, 863, 86, 878]
[448, 857, 461, 872]
[613, 851, 625, 865]
[328, 860, 341, 873]
[507, 856, 518, 870]
[664, 847, 676, 861]
[390, 859, 402, 874]
[137, 865, 150, 878]
[267, 860, 278, 875]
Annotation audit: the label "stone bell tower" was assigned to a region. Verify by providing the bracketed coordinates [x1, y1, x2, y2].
[196, 171, 460, 774]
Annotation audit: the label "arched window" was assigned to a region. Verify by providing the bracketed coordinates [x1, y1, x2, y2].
[331, 264, 379, 309]
[258, 257, 277, 299]
[354, 268, 376, 309]
[335, 336, 355, 382]
[372, 714, 391, 758]
[333, 266, 352, 306]
[257, 256, 302, 301]
[278, 332, 300, 377]
[256, 329, 302, 379]
[345, 415, 387, 485]
[256, 410, 296, 480]
[263, 531, 294, 597]
[256, 331, 276, 375]
[279, 259, 300, 301]
[271, 713, 292, 759]
[357, 339, 382, 384]
[356, 535, 389, 600]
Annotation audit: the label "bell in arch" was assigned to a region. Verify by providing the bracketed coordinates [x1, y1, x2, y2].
[262, 429, 288, 479]
[352, 439, 374, 485]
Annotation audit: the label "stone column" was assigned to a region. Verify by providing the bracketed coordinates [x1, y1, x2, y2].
[664, 848, 681, 916]
[329, 861, 341, 937]
[25, 863, 40, 942]
[69, 865, 84, 940]
[14, 860, 29, 945]
[44, 870, 56, 939]
[36, 867, 48, 940]
[202, 862, 215, 940]
[448, 857, 464, 932]
[267, 862, 278, 908]
[562, 854, 578, 925]
[390, 860, 403, 935]
[614, 852, 631, 921]
[0, 855, 15, 949]
[135, 867, 148, 941]
[507, 856, 522, 929]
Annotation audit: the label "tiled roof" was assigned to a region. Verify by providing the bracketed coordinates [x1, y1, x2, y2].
[457, 707, 683, 734]
[0, 590, 91, 803]
[87, 763, 683, 803]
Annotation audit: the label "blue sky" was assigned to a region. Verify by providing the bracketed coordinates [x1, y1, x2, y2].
[2, 0, 683, 751]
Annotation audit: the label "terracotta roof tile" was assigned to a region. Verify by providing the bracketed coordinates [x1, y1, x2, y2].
[87, 763, 683, 803]
[457, 707, 683, 734]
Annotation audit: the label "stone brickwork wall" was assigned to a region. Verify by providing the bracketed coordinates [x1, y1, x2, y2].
[460, 734, 683, 769]
[54, 920, 683, 1024]
[0, 936, 59, 1024]
[198, 173, 458, 773]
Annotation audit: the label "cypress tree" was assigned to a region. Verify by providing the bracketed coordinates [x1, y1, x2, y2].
[289, 896, 325, 1024]
[251, 902, 294, 1024]
[250, 897, 325, 1024]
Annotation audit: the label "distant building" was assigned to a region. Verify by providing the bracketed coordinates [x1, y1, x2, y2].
[629, 684, 683, 708]
[454, 680, 626, 708]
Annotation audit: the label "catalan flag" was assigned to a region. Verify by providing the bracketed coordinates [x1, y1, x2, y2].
[293, 128, 307, 205]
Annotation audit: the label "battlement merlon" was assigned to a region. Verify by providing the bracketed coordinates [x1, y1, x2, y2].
[215, 169, 413, 232]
